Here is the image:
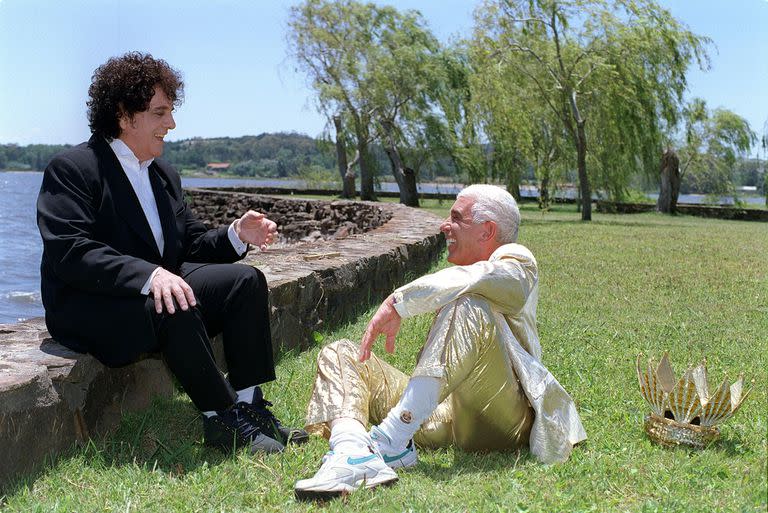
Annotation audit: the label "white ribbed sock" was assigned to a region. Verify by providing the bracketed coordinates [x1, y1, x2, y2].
[377, 376, 440, 451]
[203, 385, 256, 418]
[329, 418, 371, 454]
[236, 385, 256, 404]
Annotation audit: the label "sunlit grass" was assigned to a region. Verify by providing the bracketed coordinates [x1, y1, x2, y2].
[2, 206, 765, 512]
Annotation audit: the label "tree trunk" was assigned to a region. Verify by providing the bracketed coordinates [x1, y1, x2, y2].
[657, 148, 681, 214]
[401, 167, 418, 207]
[566, 88, 591, 221]
[355, 126, 375, 201]
[380, 120, 419, 207]
[333, 115, 356, 199]
[507, 180, 521, 201]
[345, 150, 359, 198]
[538, 172, 550, 210]
[576, 121, 592, 221]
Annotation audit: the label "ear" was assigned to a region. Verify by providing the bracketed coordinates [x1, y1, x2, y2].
[482, 220, 497, 241]
[117, 104, 132, 133]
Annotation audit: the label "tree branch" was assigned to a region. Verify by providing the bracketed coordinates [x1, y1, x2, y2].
[497, 42, 562, 87]
[575, 62, 601, 90]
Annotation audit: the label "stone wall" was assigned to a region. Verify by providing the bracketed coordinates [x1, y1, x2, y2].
[191, 185, 459, 201]
[0, 193, 445, 490]
[0, 318, 174, 490]
[596, 200, 768, 221]
[185, 189, 392, 241]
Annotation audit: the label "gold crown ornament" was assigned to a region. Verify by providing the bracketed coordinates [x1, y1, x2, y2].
[636, 352, 751, 448]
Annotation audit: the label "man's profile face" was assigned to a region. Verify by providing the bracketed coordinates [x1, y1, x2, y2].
[441, 195, 488, 265]
[118, 86, 176, 161]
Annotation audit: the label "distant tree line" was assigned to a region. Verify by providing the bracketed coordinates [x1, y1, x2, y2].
[0, 144, 72, 171]
[163, 132, 335, 177]
[0, 132, 468, 181]
[2, 130, 762, 199]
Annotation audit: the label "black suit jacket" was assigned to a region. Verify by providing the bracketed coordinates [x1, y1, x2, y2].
[37, 135, 242, 364]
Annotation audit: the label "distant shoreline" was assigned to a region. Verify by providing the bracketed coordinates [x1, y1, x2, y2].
[1, 170, 763, 207]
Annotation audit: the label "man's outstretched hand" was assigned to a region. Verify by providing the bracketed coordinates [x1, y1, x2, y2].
[359, 294, 401, 362]
[235, 210, 278, 251]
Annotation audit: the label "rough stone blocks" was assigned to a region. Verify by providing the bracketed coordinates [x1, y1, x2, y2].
[0, 318, 174, 490]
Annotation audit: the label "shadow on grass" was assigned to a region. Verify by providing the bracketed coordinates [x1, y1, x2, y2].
[93, 393, 230, 474]
[412, 447, 536, 483]
[636, 430, 754, 458]
[0, 393, 228, 499]
[710, 436, 754, 457]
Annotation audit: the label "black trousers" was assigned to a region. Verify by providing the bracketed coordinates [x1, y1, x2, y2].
[146, 263, 276, 411]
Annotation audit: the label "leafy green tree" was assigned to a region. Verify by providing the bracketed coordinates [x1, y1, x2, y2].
[471, 0, 709, 220]
[287, 0, 381, 200]
[734, 158, 761, 189]
[677, 99, 756, 197]
[470, 39, 569, 207]
[429, 46, 486, 184]
[288, 0, 450, 206]
[367, 17, 441, 207]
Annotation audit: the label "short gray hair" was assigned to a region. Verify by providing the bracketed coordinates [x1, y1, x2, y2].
[457, 184, 520, 243]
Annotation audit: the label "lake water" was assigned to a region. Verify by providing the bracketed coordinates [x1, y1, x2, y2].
[0, 170, 763, 323]
[1, 172, 45, 323]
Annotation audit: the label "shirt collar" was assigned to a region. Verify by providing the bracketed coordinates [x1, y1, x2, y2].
[108, 137, 154, 170]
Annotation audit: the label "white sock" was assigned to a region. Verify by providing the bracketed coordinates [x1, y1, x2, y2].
[329, 418, 371, 454]
[236, 385, 256, 404]
[377, 376, 440, 451]
[203, 386, 256, 418]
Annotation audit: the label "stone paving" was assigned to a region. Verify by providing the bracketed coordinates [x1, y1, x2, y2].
[0, 195, 445, 489]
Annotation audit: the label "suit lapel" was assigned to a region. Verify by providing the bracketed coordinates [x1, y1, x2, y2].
[91, 136, 161, 258]
[149, 164, 179, 267]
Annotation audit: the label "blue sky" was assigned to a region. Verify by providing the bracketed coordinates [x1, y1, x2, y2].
[1, 0, 766, 152]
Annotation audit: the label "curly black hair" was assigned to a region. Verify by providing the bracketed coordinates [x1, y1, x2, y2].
[87, 52, 184, 138]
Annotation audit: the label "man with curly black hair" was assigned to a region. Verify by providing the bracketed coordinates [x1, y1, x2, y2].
[37, 52, 307, 454]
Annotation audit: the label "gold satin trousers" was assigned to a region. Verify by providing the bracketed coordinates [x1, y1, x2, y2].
[305, 295, 534, 451]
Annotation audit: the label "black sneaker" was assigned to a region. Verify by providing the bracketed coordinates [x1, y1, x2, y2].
[203, 404, 285, 454]
[240, 387, 310, 446]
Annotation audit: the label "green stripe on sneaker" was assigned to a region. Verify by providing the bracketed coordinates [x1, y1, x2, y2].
[346, 454, 379, 465]
[382, 448, 411, 464]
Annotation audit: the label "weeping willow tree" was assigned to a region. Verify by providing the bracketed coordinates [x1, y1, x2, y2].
[470, 0, 710, 220]
[288, 0, 449, 206]
[674, 99, 756, 200]
[470, 37, 569, 207]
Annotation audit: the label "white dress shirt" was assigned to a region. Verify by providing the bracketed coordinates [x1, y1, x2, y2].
[107, 139, 247, 295]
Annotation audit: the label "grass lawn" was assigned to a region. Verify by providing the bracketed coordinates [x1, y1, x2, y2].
[3, 205, 766, 512]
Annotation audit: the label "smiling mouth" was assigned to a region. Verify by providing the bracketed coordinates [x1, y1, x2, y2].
[446, 238, 456, 245]
[154, 134, 166, 140]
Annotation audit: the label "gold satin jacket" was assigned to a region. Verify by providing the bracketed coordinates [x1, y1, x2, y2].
[392, 243, 587, 463]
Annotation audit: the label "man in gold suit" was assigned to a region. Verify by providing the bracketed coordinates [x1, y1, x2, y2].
[294, 185, 586, 500]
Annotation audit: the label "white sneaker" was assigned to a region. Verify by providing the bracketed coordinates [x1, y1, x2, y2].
[370, 425, 418, 469]
[294, 448, 398, 500]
